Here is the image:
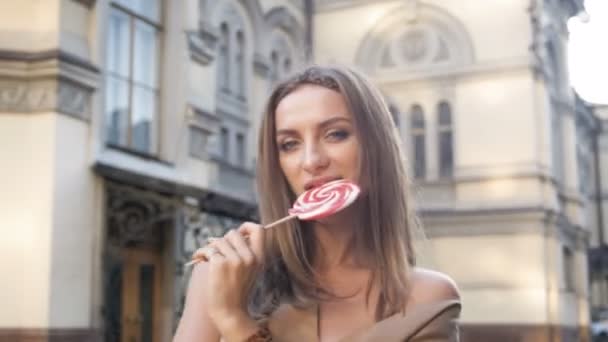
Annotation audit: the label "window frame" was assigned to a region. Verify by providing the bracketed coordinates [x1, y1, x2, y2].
[410, 104, 426, 180]
[105, 0, 164, 156]
[437, 101, 454, 179]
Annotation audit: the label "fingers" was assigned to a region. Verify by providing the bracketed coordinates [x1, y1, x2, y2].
[189, 222, 264, 266]
[224, 229, 256, 266]
[211, 235, 240, 263]
[192, 245, 221, 262]
[238, 222, 265, 259]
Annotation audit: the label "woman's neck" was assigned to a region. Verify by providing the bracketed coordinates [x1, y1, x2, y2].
[311, 208, 363, 271]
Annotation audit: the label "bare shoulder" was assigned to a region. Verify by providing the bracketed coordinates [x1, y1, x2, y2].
[405, 267, 460, 310]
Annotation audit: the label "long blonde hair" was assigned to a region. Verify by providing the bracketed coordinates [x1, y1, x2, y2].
[250, 65, 419, 321]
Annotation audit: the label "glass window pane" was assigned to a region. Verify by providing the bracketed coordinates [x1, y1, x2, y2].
[414, 135, 426, 178]
[103, 256, 122, 342]
[410, 105, 424, 129]
[237, 133, 245, 166]
[236, 31, 245, 97]
[131, 86, 157, 153]
[438, 101, 451, 125]
[218, 24, 230, 91]
[439, 131, 453, 178]
[133, 21, 158, 88]
[114, 0, 160, 22]
[221, 128, 229, 159]
[134, 0, 160, 22]
[139, 264, 155, 342]
[106, 9, 131, 77]
[105, 76, 129, 146]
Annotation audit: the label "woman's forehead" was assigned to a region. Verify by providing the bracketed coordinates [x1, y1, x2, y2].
[275, 85, 352, 129]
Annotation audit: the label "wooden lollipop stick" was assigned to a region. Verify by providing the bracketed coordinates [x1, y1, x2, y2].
[185, 214, 297, 267]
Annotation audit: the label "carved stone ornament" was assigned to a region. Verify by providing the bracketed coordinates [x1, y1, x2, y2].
[0, 78, 92, 119]
[400, 29, 428, 62]
[105, 181, 177, 250]
[0, 49, 98, 119]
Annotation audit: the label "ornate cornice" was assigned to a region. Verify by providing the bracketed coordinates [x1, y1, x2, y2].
[187, 22, 219, 65]
[0, 49, 99, 120]
[94, 161, 258, 221]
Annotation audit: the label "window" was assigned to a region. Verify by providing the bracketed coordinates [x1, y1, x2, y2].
[221, 127, 229, 159]
[270, 50, 279, 83]
[236, 133, 245, 167]
[438, 101, 453, 178]
[562, 246, 576, 292]
[235, 30, 245, 98]
[269, 36, 293, 85]
[410, 104, 426, 179]
[218, 23, 230, 92]
[284, 58, 291, 75]
[105, 0, 162, 155]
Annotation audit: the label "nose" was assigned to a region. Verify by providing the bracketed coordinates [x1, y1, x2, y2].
[301, 141, 329, 174]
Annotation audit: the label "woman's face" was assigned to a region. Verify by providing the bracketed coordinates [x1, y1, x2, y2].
[275, 84, 361, 196]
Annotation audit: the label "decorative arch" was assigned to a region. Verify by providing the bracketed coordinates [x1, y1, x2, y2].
[264, 7, 306, 59]
[355, 3, 475, 73]
[202, 0, 267, 56]
[261, 6, 307, 81]
[208, 0, 254, 45]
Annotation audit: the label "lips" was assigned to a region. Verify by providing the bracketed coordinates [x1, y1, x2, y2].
[304, 176, 342, 191]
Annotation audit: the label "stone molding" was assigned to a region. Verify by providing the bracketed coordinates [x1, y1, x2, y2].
[422, 205, 589, 249]
[253, 53, 271, 77]
[73, 0, 97, 8]
[0, 49, 99, 120]
[187, 104, 221, 161]
[94, 161, 258, 220]
[187, 22, 219, 65]
[315, 0, 395, 12]
[355, 2, 475, 73]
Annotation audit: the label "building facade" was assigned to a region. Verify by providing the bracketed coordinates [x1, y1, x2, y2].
[0, 0, 597, 341]
[314, 0, 590, 340]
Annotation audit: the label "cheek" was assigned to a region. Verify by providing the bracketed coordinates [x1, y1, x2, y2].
[278, 155, 298, 183]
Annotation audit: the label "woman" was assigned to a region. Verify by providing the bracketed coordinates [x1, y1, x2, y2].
[173, 65, 461, 341]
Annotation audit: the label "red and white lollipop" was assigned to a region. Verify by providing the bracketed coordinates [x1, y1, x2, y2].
[187, 179, 360, 265]
[288, 179, 360, 220]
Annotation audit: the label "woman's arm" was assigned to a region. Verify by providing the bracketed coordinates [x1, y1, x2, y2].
[173, 262, 222, 341]
[173, 224, 265, 342]
[407, 268, 461, 342]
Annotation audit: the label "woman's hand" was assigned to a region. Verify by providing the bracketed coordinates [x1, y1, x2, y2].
[191, 222, 265, 338]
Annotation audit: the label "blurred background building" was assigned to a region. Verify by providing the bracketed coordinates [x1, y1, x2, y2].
[0, 0, 604, 341]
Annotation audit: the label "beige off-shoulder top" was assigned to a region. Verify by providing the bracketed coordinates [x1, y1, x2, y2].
[264, 299, 461, 341]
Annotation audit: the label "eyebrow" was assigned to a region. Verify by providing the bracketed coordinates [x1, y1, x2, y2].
[276, 116, 352, 136]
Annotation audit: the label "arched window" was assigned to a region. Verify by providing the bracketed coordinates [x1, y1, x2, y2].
[410, 104, 426, 179]
[235, 30, 245, 99]
[218, 22, 230, 92]
[437, 101, 453, 178]
[284, 57, 291, 75]
[270, 50, 279, 83]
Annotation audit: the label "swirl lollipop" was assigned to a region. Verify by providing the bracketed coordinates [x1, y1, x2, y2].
[186, 179, 360, 265]
[288, 179, 360, 220]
